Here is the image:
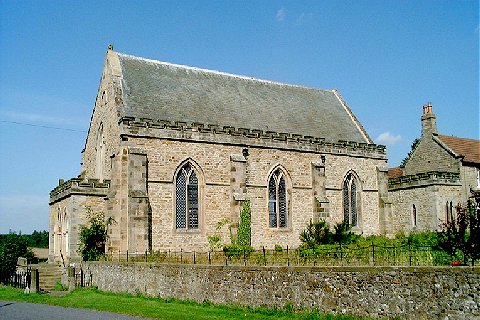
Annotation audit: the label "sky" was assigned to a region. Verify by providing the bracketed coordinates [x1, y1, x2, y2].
[0, 0, 478, 234]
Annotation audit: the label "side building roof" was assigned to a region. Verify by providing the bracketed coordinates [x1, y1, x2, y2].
[115, 51, 372, 144]
[436, 134, 480, 165]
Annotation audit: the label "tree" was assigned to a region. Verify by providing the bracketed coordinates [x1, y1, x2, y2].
[0, 232, 34, 279]
[78, 207, 114, 261]
[436, 196, 480, 265]
[27, 230, 49, 248]
[299, 220, 332, 248]
[400, 138, 420, 167]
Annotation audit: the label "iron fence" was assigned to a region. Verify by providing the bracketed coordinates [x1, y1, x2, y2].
[0, 268, 31, 289]
[101, 244, 465, 267]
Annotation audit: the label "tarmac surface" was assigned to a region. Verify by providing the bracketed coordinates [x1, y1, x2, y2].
[0, 301, 152, 320]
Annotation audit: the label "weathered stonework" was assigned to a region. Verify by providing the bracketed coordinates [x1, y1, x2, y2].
[76, 262, 480, 320]
[50, 49, 391, 261]
[49, 178, 110, 262]
[389, 105, 480, 234]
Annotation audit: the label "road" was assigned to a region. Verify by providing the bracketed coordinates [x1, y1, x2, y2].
[0, 301, 152, 320]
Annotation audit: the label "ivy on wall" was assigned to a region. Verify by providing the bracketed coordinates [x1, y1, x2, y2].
[237, 200, 251, 247]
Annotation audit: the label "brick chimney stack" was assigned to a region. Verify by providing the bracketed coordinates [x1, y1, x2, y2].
[421, 102, 437, 136]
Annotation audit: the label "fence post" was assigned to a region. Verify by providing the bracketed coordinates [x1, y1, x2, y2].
[180, 249, 183, 264]
[193, 251, 196, 265]
[80, 269, 84, 287]
[263, 246, 266, 266]
[287, 245, 289, 266]
[409, 242, 412, 266]
[243, 249, 246, 266]
[372, 241, 375, 266]
[126, 250, 129, 262]
[68, 266, 76, 291]
[31, 268, 39, 293]
[208, 251, 211, 265]
[145, 250, 148, 262]
[340, 242, 343, 266]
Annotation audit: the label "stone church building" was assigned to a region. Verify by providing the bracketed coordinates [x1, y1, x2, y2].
[388, 104, 480, 233]
[49, 49, 392, 262]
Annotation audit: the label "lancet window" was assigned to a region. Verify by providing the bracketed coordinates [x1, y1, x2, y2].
[268, 168, 288, 228]
[175, 162, 199, 230]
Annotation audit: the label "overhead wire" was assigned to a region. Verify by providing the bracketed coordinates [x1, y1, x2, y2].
[0, 120, 87, 133]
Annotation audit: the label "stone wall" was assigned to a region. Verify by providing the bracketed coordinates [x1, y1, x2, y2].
[77, 262, 480, 320]
[404, 135, 459, 176]
[49, 179, 110, 262]
[111, 134, 387, 252]
[388, 172, 463, 232]
[81, 50, 123, 180]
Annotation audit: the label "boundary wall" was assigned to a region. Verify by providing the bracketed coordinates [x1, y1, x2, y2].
[75, 262, 479, 319]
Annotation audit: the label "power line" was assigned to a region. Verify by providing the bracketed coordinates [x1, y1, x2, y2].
[0, 120, 87, 133]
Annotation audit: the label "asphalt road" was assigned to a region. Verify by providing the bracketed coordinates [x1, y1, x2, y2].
[0, 301, 152, 320]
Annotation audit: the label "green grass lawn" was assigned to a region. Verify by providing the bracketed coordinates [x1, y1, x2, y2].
[0, 285, 369, 320]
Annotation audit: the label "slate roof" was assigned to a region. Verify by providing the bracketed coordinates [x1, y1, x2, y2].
[116, 52, 371, 144]
[437, 134, 480, 165]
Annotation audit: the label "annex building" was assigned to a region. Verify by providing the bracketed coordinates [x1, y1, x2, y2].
[388, 104, 480, 233]
[49, 49, 391, 262]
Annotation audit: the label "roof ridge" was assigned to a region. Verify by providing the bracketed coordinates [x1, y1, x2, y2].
[437, 133, 480, 143]
[116, 51, 332, 92]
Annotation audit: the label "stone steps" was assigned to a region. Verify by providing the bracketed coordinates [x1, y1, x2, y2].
[30, 263, 64, 292]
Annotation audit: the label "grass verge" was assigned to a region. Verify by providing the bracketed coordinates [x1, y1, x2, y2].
[0, 285, 369, 320]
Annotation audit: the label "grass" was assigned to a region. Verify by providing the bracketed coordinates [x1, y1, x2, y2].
[0, 285, 369, 320]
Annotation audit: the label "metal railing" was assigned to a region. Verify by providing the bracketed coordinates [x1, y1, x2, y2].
[100, 244, 461, 267]
[0, 268, 31, 289]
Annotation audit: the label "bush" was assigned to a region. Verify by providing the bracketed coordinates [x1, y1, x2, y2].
[436, 199, 480, 265]
[78, 207, 114, 261]
[223, 244, 254, 258]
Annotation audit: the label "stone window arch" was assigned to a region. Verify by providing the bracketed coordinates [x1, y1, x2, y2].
[267, 166, 291, 229]
[174, 160, 203, 230]
[95, 123, 105, 180]
[343, 171, 362, 229]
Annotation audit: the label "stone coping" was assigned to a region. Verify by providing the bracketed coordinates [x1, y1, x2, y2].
[119, 116, 387, 159]
[388, 171, 461, 190]
[49, 178, 111, 204]
[79, 261, 479, 274]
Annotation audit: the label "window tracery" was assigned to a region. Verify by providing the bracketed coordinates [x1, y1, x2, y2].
[268, 167, 288, 228]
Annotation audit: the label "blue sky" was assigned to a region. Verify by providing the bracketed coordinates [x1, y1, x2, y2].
[0, 1, 478, 234]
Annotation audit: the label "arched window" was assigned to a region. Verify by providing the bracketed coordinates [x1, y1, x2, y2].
[175, 162, 199, 230]
[412, 204, 417, 227]
[268, 167, 289, 228]
[343, 172, 360, 227]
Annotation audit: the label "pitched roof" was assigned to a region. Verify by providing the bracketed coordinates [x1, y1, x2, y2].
[437, 134, 480, 164]
[115, 52, 371, 144]
[388, 167, 404, 179]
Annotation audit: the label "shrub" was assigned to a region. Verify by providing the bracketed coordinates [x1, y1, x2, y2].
[78, 207, 114, 261]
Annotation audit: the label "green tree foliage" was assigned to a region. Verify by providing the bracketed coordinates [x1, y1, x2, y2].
[436, 198, 480, 265]
[0, 232, 34, 277]
[237, 200, 251, 247]
[207, 218, 230, 251]
[300, 220, 356, 249]
[400, 138, 420, 167]
[299, 220, 332, 248]
[78, 208, 114, 261]
[223, 200, 253, 258]
[26, 230, 49, 248]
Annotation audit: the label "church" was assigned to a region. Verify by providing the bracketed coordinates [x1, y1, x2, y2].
[49, 49, 391, 262]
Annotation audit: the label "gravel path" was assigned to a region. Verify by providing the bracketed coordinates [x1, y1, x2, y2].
[0, 301, 152, 320]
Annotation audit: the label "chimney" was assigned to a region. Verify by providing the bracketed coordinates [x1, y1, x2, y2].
[421, 102, 437, 136]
